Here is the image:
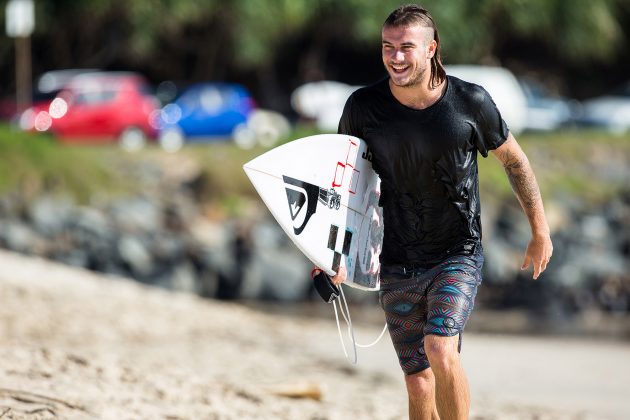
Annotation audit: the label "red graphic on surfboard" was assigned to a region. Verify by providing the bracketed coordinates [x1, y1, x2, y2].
[283, 139, 362, 235]
[332, 139, 361, 194]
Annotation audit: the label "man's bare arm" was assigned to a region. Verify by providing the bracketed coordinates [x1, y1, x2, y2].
[491, 133, 553, 279]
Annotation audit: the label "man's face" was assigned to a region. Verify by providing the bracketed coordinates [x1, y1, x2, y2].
[382, 24, 435, 88]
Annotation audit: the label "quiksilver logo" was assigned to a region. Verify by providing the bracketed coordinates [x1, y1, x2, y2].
[283, 176, 320, 235]
[283, 175, 341, 235]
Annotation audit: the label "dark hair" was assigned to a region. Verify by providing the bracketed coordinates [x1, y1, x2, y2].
[383, 4, 446, 89]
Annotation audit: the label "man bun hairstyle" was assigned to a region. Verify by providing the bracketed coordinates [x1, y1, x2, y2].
[384, 4, 446, 89]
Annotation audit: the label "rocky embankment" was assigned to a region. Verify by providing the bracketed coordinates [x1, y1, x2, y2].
[0, 153, 628, 320]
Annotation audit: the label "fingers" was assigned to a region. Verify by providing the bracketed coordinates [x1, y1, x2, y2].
[532, 252, 552, 280]
[533, 261, 541, 280]
[523, 237, 553, 280]
[332, 266, 347, 285]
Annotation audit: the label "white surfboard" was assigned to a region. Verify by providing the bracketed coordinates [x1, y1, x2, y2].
[243, 134, 383, 291]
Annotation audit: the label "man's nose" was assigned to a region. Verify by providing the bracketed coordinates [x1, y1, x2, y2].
[392, 50, 405, 61]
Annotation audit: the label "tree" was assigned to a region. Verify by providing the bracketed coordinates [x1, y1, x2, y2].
[0, 0, 628, 104]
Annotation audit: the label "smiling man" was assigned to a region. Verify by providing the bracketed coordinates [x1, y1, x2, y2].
[334, 4, 553, 420]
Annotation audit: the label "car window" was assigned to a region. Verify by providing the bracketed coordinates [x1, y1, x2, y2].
[200, 87, 227, 112]
[175, 85, 246, 112]
[177, 90, 200, 109]
[73, 90, 117, 105]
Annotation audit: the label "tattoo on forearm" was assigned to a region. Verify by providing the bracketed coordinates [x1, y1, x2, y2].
[501, 151, 540, 211]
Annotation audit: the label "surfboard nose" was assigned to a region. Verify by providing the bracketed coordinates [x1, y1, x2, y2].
[242, 134, 381, 291]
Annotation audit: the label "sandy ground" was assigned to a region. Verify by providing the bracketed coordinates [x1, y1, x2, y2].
[1, 249, 628, 420]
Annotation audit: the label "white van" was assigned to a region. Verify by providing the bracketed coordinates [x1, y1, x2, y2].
[446, 65, 527, 134]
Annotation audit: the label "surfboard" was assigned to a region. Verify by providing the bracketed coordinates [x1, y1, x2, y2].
[243, 134, 383, 291]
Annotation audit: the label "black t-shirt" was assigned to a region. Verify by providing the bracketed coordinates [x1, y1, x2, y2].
[338, 76, 508, 267]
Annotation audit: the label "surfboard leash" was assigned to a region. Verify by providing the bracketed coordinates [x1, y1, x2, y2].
[312, 270, 388, 365]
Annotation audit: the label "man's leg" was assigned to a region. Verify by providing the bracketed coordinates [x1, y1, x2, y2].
[405, 367, 440, 420]
[424, 334, 469, 420]
[422, 253, 484, 420]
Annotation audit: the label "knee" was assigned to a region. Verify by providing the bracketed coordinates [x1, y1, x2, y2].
[405, 369, 435, 398]
[424, 335, 459, 372]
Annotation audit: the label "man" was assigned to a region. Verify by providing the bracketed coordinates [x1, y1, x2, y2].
[331, 4, 553, 420]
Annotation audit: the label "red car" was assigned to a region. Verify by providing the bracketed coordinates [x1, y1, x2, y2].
[21, 72, 159, 150]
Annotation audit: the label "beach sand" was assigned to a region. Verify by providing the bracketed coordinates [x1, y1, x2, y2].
[1, 249, 628, 419]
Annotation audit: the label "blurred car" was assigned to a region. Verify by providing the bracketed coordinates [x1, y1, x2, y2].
[158, 83, 256, 151]
[446, 65, 527, 134]
[36, 69, 100, 97]
[20, 71, 159, 150]
[2, 69, 98, 122]
[518, 77, 581, 131]
[232, 108, 291, 150]
[578, 82, 630, 134]
[290, 81, 361, 132]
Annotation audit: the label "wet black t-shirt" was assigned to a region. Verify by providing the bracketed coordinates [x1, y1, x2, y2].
[338, 76, 509, 267]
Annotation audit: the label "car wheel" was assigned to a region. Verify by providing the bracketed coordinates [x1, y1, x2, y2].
[119, 127, 147, 152]
[159, 128, 185, 153]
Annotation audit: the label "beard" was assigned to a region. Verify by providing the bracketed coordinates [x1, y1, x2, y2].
[387, 63, 427, 88]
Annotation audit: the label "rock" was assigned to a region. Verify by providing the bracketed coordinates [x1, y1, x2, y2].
[240, 222, 311, 301]
[110, 198, 162, 233]
[482, 238, 521, 284]
[55, 248, 89, 268]
[580, 214, 609, 242]
[153, 261, 198, 293]
[27, 194, 74, 236]
[71, 206, 111, 238]
[117, 235, 154, 278]
[0, 220, 44, 255]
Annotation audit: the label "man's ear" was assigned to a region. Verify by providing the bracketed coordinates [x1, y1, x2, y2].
[427, 39, 437, 59]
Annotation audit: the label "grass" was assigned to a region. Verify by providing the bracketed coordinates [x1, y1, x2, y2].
[479, 129, 630, 203]
[1, 124, 628, 212]
[0, 126, 145, 202]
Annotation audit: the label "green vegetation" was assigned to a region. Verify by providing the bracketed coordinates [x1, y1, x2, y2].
[0, 125, 141, 202]
[23, 0, 624, 70]
[478, 130, 630, 203]
[1, 1, 627, 104]
[1, 124, 629, 210]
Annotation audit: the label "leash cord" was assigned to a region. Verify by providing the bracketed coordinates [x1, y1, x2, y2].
[332, 285, 388, 365]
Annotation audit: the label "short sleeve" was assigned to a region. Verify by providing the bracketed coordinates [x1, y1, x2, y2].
[338, 94, 360, 137]
[473, 87, 509, 157]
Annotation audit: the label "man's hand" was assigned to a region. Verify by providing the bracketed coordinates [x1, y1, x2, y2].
[331, 266, 347, 285]
[522, 234, 553, 280]
[312, 266, 347, 285]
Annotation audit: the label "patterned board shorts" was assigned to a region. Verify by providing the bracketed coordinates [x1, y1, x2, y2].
[379, 253, 484, 375]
